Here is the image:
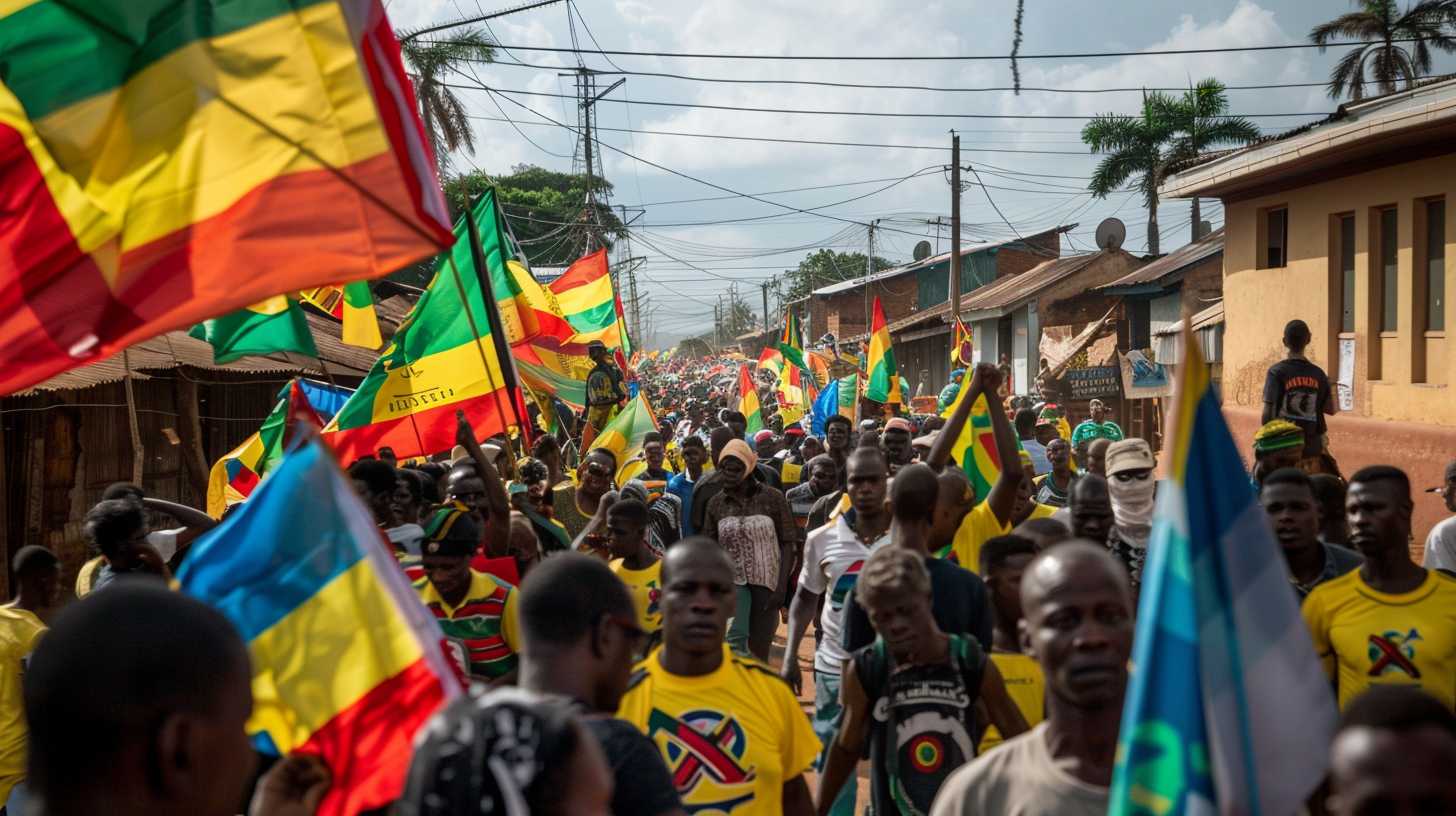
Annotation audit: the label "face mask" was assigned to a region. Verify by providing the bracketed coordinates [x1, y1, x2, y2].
[1108, 473, 1156, 542]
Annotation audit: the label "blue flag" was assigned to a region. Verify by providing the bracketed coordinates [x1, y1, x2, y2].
[810, 376, 840, 435]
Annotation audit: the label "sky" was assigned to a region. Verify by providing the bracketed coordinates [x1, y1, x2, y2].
[384, 0, 1456, 348]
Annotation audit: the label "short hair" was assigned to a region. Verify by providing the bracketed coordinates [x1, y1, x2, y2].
[660, 536, 732, 587]
[681, 435, 706, 451]
[980, 534, 1037, 576]
[83, 500, 145, 555]
[1349, 465, 1411, 502]
[584, 446, 617, 470]
[13, 545, 59, 578]
[531, 434, 561, 458]
[607, 497, 649, 528]
[25, 585, 250, 796]
[518, 553, 634, 648]
[1283, 319, 1311, 351]
[1339, 685, 1456, 738]
[855, 545, 931, 609]
[1014, 408, 1037, 436]
[1261, 467, 1313, 494]
[642, 431, 664, 446]
[397, 469, 426, 502]
[349, 458, 398, 496]
[847, 444, 887, 470]
[100, 482, 144, 503]
[825, 415, 852, 432]
[891, 463, 939, 519]
[723, 411, 747, 427]
[1015, 517, 1071, 545]
[1309, 473, 1346, 514]
[806, 453, 837, 473]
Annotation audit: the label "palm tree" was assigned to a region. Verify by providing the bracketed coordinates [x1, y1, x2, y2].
[1309, 0, 1456, 101]
[399, 26, 496, 166]
[1082, 94, 1175, 255]
[1154, 80, 1261, 241]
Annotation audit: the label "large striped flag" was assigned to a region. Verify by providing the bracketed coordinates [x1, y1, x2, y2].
[776, 308, 810, 376]
[189, 296, 319, 365]
[550, 248, 623, 348]
[181, 436, 462, 816]
[1109, 327, 1335, 816]
[206, 378, 353, 518]
[589, 393, 659, 483]
[865, 297, 902, 404]
[737, 364, 765, 436]
[0, 0, 451, 395]
[321, 198, 529, 464]
[300, 282, 384, 349]
[940, 369, 1004, 501]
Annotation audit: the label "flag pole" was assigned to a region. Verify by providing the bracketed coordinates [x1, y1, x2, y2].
[121, 349, 145, 484]
[468, 196, 534, 451]
[443, 251, 517, 461]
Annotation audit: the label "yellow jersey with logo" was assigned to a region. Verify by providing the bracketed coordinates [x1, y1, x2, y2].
[617, 644, 820, 814]
[610, 558, 664, 636]
[938, 502, 1009, 574]
[1302, 569, 1456, 709]
[977, 651, 1045, 753]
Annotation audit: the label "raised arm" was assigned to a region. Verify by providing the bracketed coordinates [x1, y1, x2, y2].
[980, 369, 1023, 527]
[456, 411, 512, 548]
[926, 365, 986, 473]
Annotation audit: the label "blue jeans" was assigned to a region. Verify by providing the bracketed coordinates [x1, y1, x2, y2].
[812, 672, 857, 816]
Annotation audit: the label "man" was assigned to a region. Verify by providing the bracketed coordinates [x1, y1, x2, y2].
[414, 505, 522, 684]
[517, 554, 685, 816]
[931, 542, 1135, 815]
[450, 412, 514, 555]
[76, 499, 170, 596]
[977, 534, 1046, 753]
[1263, 319, 1336, 461]
[778, 431, 821, 491]
[0, 549, 56, 813]
[641, 432, 675, 482]
[555, 448, 618, 541]
[1303, 465, 1456, 709]
[4, 546, 60, 621]
[586, 339, 627, 436]
[1104, 438, 1157, 592]
[349, 458, 400, 531]
[1015, 409, 1050, 476]
[1014, 517, 1072, 551]
[1070, 398, 1124, 451]
[1068, 474, 1115, 546]
[702, 440, 797, 661]
[667, 435, 708, 536]
[753, 429, 780, 463]
[723, 410, 749, 440]
[843, 464, 994, 655]
[1084, 437, 1111, 478]
[781, 447, 892, 816]
[606, 498, 665, 654]
[23, 585, 329, 816]
[1033, 438, 1077, 508]
[96, 482, 216, 569]
[881, 416, 916, 475]
[616, 538, 818, 815]
[786, 454, 838, 538]
[1010, 452, 1061, 528]
[1328, 686, 1456, 815]
[1252, 419, 1307, 486]
[1312, 473, 1352, 548]
[1260, 468, 1363, 599]
[824, 415, 853, 488]
[819, 546, 1028, 815]
[1424, 459, 1456, 573]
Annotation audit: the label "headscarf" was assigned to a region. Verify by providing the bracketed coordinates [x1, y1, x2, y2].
[1253, 419, 1304, 455]
[717, 438, 758, 471]
[1108, 474, 1156, 548]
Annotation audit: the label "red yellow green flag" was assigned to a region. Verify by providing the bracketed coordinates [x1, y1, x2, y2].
[940, 369, 1004, 501]
[776, 308, 810, 377]
[865, 296, 902, 404]
[299, 281, 383, 349]
[588, 393, 659, 483]
[737, 364, 765, 435]
[0, 0, 452, 395]
[952, 316, 974, 368]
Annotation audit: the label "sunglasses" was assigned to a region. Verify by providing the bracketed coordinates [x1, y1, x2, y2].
[1112, 470, 1153, 482]
[584, 464, 613, 477]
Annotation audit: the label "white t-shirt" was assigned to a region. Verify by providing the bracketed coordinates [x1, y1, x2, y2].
[1424, 516, 1456, 573]
[798, 512, 890, 675]
[929, 723, 1108, 816]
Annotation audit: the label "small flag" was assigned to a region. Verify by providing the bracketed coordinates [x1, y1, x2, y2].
[866, 297, 901, 404]
[737, 364, 765, 436]
[188, 296, 319, 364]
[776, 308, 810, 376]
[757, 346, 785, 381]
[1109, 326, 1335, 815]
[952, 316, 974, 367]
[941, 369, 1004, 501]
[810, 377, 841, 435]
[589, 393, 660, 483]
[181, 436, 462, 816]
[300, 282, 383, 349]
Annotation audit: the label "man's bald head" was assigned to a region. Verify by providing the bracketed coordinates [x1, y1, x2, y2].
[661, 535, 733, 586]
[1086, 438, 1112, 476]
[1020, 541, 1130, 611]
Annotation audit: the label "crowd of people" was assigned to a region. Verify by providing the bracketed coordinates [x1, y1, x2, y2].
[4, 324, 1456, 816]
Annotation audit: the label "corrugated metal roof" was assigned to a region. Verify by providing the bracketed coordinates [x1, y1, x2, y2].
[957, 253, 1102, 315]
[1097, 228, 1223, 290]
[809, 228, 1067, 297]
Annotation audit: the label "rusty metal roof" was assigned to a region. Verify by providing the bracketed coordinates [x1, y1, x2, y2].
[956, 253, 1103, 317]
[1097, 228, 1223, 291]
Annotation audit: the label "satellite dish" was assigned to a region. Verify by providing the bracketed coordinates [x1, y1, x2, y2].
[1095, 217, 1126, 251]
[913, 240, 932, 261]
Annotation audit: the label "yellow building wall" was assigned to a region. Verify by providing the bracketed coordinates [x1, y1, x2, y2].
[1222, 153, 1456, 425]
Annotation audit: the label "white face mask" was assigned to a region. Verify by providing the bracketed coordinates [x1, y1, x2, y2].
[1108, 472, 1156, 534]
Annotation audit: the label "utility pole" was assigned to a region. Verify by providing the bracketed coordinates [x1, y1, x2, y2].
[761, 281, 771, 336]
[628, 265, 641, 344]
[864, 220, 877, 330]
[562, 69, 624, 252]
[950, 132, 963, 323]
[715, 295, 723, 349]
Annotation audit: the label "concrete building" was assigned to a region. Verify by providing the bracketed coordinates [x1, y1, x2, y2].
[1161, 76, 1456, 540]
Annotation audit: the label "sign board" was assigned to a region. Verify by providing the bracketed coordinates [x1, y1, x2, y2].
[910, 396, 939, 415]
[1337, 337, 1355, 411]
[1119, 350, 1173, 399]
[1064, 366, 1122, 400]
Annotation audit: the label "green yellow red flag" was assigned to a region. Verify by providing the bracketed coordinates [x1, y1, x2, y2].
[188, 296, 318, 364]
[940, 369, 1005, 502]
[588, 393, 659, 483]
[738, 364, 765, 435]
[776, 308, 810, 377]
[300, 281, 383, 349]
[0, 0, 452, 395]
[865, 296, 902, 404]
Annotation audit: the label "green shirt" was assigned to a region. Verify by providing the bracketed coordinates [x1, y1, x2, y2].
[1070, 419, 1124, 448]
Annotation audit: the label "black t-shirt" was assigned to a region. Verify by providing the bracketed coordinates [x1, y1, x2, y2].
[843, 555, 994, 655]
[1263, 357, 1332, 455]
[582, 715, 684, 816]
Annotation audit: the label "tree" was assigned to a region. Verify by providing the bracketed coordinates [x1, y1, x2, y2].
[780, 249, 895, 303]
[1082, 96, 1175, 255]
[400, 26, 495, 166]
[1153, 80, 1260, 241]
[1309, 0, 1456, 101]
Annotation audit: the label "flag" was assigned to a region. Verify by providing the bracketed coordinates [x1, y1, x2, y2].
[806, 350, 834, 389]
[0, 0, 452, 395]
[838, 373, 859, 417]
[550, 249, 622, 345]
[737, 364, 765, 435]
[589, 393, 659, 483]
[941, 369, 1004, 501]
[810, 377, 841, 435]
[776, 309, 810, 376]
[188, 296, 319, 364]
[468, 189, 541, 344]
[757, 346, 785, 381]
[322, 202, 528, 464]
[952, 316, 974, 367]
[181, 436, 462, 816]
[866, 297, 901, 404]
[1109, 328, 1335, 816]
[206, 379, 353, 518]
[301, 282, 384, 349]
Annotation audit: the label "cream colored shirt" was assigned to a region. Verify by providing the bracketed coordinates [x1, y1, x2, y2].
[930, 723, 1108, 816]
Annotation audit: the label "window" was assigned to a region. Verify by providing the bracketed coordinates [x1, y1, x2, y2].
[1129, 299, 1151, 349]
[1425, 199, 1446, 332]
[1380, 207, 1398, 332]
[1339, 214, 1356, 333]
[1263, 207, 1288, 268]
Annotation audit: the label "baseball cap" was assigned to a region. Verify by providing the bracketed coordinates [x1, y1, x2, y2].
[884, 417, 915, 435]
[1105, 438, 1156, 476]
[753, 429, 776, 445]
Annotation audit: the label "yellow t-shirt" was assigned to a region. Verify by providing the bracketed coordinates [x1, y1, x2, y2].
[1026, 502, 1057, 521]
[943, 502, 1010, 573]
[1302, 569, 1456, 709]
[610, 558, 664, 636]
[617, 645, 820, 814]
[0, 607, 45, 802]
[978, 651, 1045, 753]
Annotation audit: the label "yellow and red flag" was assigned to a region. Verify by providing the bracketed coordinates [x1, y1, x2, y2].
[737, 364, 765, 435]
[0, 0, 452, 394]
[865, 296, 902, 404]
[300, 282, 384, 349]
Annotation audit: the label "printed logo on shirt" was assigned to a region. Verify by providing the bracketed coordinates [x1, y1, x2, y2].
[829, 559, 864, 611]
[1368, 629, 1423, 678]
[908, 733, 945, 773]
[646, 579, 662, 619]
[648, 708, 757, 812]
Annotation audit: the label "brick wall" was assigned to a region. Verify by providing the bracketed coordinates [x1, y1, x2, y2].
[820, 272, 919, 340]
[995, 230, 1061, 279]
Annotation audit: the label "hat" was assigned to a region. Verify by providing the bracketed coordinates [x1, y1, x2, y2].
[1253, 420, 1304, 455]
[422, 502, 479, 557]
[753, 429, 776, 445]
[884, 417, 915, 435]
[587, 339, 608, 351]
[718, 438, 758, 471]
[1088, 398, 1105, 410]
[783, 426, 805, 438]
[1105, 438, 1156, 476]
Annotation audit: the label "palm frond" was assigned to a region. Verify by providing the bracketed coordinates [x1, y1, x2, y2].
[1309, 11, 1383, 47]
[1330, 46, 1370, 99]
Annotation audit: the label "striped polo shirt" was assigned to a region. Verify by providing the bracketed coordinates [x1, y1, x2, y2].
[414, 569, 521, 680]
